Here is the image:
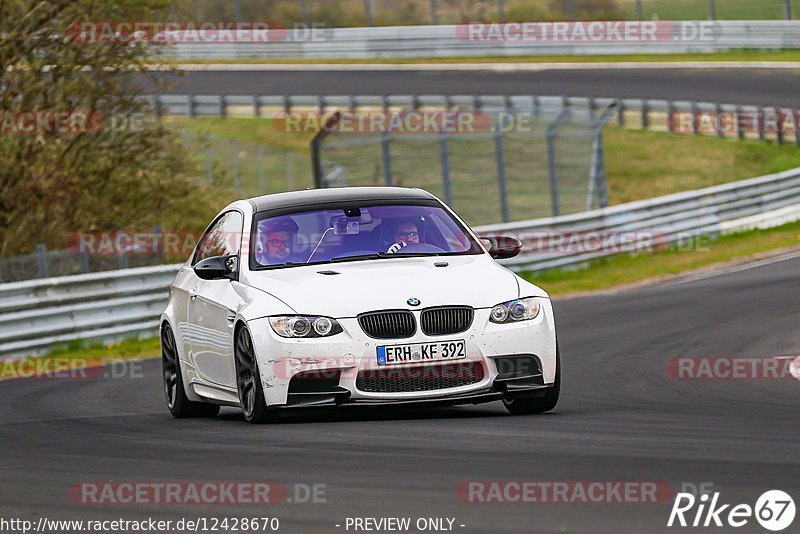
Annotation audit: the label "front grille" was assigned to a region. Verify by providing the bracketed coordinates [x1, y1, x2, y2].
[356, 361, 485, 393]
[358, 310, 416, 339]
[421, 306, 474, 336]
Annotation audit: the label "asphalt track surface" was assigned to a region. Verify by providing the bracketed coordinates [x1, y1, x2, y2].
[151, 67, 800, 107]
[1, 253, 799, 533]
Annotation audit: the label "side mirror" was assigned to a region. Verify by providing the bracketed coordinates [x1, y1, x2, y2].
[483, 235, 523, 260]
[194, 255, 237, 281]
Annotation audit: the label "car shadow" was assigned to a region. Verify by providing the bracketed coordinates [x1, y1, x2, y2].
[214, 403, 507, 425]
[213, 402, 565, 425]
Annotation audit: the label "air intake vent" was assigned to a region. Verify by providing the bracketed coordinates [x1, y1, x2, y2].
[421, 306, 474, 336]
[356, 361, 485, 393]
[358, 310, 416, 339]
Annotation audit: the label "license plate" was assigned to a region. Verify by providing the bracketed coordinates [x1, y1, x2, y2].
[376, 340, 466, 366]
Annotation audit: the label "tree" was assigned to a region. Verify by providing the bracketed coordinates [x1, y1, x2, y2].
[0, 0, 214, 255]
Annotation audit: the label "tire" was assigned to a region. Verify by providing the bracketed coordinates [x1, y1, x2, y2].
[161, 323, 220, 418]
[502, 343, 561, 415]
[234, 325, 277, 424]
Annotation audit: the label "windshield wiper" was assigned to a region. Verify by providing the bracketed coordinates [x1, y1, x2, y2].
[330, 252, 440, 263]
[330, 253, 388, 263]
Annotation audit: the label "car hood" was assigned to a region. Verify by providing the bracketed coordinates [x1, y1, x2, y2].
[244, 254, 541, 318]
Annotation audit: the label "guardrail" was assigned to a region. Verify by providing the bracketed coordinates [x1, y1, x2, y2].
[166, 21, 800, 59]
[154, 93, 800, 147]
[3, 167, 800, 359]
[0, 265, 180, 359]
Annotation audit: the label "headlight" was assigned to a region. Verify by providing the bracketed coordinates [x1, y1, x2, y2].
[269, 316, 343, 338]
[489, 297, 540, 324]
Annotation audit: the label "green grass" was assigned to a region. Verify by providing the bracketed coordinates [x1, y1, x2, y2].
[162, 49, 800, 65]
[604, 126, 800, 204]
[619, 0, 800, 20]
[1, 337, 161, 380]
[523, 220, 800, 295]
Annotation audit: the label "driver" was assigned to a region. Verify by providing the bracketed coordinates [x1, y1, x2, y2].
[256, 218, 298, 265]
[387, 220, 421, 253]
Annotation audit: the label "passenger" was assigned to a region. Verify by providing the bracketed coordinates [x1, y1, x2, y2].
[256, 219, 298, 265]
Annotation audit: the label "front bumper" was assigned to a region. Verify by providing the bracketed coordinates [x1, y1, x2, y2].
[247, 299, 557, 408]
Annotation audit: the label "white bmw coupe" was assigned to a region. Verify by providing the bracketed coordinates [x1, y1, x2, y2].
[160, 187, 559, 423]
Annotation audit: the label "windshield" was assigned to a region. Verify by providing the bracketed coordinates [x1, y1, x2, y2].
[250, 201, 483, 269]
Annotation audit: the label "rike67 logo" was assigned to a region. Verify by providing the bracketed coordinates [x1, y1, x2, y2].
[668, 490, 795, 531]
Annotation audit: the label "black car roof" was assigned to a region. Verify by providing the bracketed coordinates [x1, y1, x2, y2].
[247, 186, 437, 213]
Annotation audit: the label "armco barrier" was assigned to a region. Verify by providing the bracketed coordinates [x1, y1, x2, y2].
[153, 93, 800, 147]
[2, 167, 800, 359]
[166, 21, 800, 59]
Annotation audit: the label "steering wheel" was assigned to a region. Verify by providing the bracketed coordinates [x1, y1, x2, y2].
[387, 242, 446, 254]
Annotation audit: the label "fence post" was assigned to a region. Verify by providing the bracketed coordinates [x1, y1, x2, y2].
[617, 98, 625, 126]
[708, 0, 716, 20]
[498, 0, 505, 21]
[231, 139, 240, 194]
[286, 151, 293, 191]
[691, 102, 699, 135]
[206, 133, 214, 184]
[667, 101, 675, 132]
[118, 249, 128, 269]
[300, 0, 309, 26]
[776, 108, 784, 145]
[79, 251, 90, 273]
[588, 104, 616, 211]
[794, 110, 800, 146]
[716, 103, 724, 138]
[758, 106, 765, 141]
[784, 0, 792, 20]
[36, 244, 48, 279]
[546, 109, 570, 218]
[567, 0, 575, 21]
[736, 106, 745, 140]
[253, 95, 261, 117]
[364, 0, 372, 26]
[258, 145, 266, 194]
[429, 0, 438, 24]
[636, 0, 643, 20]
[381, 133, 393, 186]
[0, 258, 4, 282]
[187, 94, 195, 119]
[219, 95, 227, 118]
[152, 94, 162, 121]
[641, 99, 649, 129]
[439, 133, 452, 207]
[494, 128, 510, 223]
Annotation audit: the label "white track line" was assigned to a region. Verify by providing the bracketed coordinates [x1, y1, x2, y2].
[162, 61, 800, 72]
[660, 249, 800, 288]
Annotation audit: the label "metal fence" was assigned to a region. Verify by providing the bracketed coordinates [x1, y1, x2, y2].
[310, 99, 616, 225]
[179, 128, 311, 197]
[173, 0, 800, 25]
[4, 165, 800, 359]
[5, 92, 797, 282]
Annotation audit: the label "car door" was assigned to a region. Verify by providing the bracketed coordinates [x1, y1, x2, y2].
[186, 210, 245, 388]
